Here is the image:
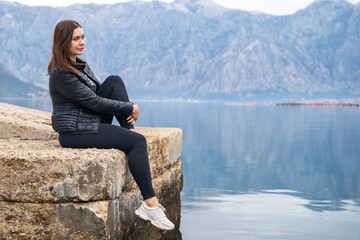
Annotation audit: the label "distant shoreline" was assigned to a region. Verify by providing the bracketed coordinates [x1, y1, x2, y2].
[1, 98, 359, 108]
[277, 102, 359, 108]
[224, 102, 360, 108]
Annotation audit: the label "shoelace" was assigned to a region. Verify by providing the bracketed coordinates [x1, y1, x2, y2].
[158, 204, 166, 212]
[155, 204, 167, 219]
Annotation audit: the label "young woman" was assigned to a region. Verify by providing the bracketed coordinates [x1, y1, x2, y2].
[48, 20, 174, 231]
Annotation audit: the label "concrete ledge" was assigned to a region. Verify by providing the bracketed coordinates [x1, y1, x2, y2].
[0, 102, 183, 239]
[0, 138, 130, 202]
[0, 161, 182, 239]
[0, 102, 56, 140]
[0, 127, 182, 203]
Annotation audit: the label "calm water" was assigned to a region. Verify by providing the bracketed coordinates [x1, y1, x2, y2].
[3, 99, 360, 240]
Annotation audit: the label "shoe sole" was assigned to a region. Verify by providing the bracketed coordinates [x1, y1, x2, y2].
[135, 210, 174, 231]
[135, 209, 149, 220]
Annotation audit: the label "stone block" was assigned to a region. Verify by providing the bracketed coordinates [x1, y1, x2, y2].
[0, 138, 130, 202]
[0, 102, 183, 239]
[0, 127, 182, 203]
[0, 103, 183, 203]
[0, 102, 56, 140]
[0, 161, 183, 239]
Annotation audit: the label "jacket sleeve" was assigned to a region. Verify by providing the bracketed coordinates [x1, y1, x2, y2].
[52, 71, 133, 116]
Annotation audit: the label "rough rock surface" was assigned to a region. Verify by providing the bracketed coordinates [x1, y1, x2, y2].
[0, 102, 183, 239]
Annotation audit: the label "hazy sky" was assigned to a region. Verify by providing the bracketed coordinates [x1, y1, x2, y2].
[2, 0, 360, 15]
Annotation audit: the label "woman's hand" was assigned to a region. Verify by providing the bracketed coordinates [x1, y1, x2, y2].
[127, 104, 140, 125]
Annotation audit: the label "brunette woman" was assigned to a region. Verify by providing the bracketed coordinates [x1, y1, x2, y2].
[48, 20, 174, 230]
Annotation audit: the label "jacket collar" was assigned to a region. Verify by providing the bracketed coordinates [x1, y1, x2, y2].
[75, 58, 101, 88]
[74, 57, 86, 71]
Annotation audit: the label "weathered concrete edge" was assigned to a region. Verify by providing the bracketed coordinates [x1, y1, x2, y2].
[0, 161, 183, 239]
[0, 102, 183, 203]
[0, 128, 183, 203]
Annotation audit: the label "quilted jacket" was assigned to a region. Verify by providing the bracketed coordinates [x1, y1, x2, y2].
[49, 58, 133, 134]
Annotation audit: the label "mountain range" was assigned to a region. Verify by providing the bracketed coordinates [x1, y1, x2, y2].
[0, 63, 48, 98]
[0, 0, 359, 102]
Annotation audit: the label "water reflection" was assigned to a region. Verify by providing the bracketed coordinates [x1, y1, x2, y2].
[135, 102, 360, 239]
[174, 104, 359, 201]
[181, 191, 360, 240]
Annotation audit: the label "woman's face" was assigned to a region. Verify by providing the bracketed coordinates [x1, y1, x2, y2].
[69, 27, 85, 59]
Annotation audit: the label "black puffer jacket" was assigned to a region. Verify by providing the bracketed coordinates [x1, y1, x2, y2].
[49, 58, 133, 134]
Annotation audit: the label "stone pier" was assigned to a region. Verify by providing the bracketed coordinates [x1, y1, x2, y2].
[0, 102, 183, 240]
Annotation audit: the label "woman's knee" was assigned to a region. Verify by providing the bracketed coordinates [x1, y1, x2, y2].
[104, 75, 125, 88]
[133, 132, 147, 147]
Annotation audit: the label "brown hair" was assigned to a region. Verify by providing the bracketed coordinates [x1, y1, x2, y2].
[47, 20, 83, 75]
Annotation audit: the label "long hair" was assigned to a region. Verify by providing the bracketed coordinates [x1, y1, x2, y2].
[47, 20, 83, 75]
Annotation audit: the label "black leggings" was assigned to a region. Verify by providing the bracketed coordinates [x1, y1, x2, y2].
[59, 75, 156, 200]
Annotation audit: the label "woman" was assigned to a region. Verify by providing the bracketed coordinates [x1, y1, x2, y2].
[48, 20, 174, 231]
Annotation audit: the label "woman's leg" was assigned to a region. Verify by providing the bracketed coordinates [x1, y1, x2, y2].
[59, 124, 175, 230]
[59, 124, 155, 200]
[96, 75, 134, 129]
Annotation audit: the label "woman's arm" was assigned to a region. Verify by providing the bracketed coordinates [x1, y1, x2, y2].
[52, 71, 133, 116]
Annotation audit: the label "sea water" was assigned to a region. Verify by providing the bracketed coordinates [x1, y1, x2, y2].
[137, 102, 360, 240]
[3, 99, 360, 240]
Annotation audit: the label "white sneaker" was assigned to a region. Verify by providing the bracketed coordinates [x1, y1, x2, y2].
[135, 201, 175, 230]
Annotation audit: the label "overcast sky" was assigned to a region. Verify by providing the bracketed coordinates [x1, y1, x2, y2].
[2, 0, 360, 15]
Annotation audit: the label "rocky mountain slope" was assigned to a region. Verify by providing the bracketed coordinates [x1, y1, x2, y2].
[0, 0, 359, 101]
[0, 63, 48, 98]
